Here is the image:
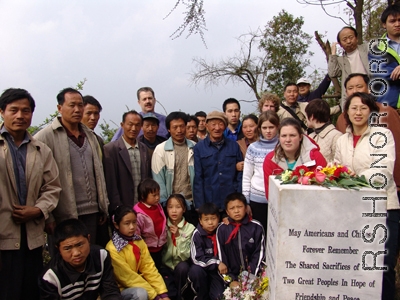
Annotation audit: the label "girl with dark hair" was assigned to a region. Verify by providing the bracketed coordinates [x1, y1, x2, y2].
[160, 194, 195, 300]
[263, 118, 327, 198]
[134, 179, 167, 269]
[242, 111, 280, 231]
[334, 92, 399, 299]
[106, 205, 170, 300]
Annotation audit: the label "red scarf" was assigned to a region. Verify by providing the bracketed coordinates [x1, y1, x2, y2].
[128, 241, 141, 263]
[171, 220, 187, 247]
[225, 217, 252, 244]
[206, 234, 218, 256]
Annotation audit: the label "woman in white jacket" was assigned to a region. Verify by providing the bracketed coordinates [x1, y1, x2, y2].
[242, 111, 279, 231]
[334, 92, 399, 299]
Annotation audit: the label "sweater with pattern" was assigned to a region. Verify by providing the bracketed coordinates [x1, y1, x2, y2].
[243, 136, 278, 203]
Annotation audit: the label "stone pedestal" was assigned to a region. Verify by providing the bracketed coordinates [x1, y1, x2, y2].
[267, 178, 387, 300]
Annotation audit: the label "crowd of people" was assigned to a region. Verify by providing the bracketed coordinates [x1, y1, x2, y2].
[2, 3, 400, 300]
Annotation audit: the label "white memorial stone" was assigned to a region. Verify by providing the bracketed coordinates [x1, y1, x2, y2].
[267, 178, 387, 300]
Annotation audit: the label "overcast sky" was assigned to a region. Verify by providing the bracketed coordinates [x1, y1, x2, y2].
[0, 0, 347, 132]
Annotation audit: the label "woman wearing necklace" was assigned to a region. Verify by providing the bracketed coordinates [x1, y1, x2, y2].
[262, 118, 327, 199]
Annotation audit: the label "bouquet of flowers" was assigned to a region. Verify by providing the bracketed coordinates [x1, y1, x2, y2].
[222, 265, 269, 300]
[275, 164, 370, 190]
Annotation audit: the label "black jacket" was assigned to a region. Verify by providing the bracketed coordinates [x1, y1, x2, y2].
[191, 224, 220, 271]
[216, 214, 265, 280]
[39, 246, 122, 300]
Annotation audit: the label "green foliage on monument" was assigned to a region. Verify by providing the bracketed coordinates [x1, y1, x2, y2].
[259, 10, 313, 99]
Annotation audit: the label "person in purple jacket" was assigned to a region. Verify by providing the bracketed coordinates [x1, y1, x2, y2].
[216, 192, 265, 288]
[188, 203, 225, 300]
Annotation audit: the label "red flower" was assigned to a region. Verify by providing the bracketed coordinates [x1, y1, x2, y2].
[333, 167, 347, 178]
[292, 165, 309, 177]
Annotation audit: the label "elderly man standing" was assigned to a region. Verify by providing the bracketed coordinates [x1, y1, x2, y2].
[0, 88, 61, 300]
[193, 111, 243, 212]
[35, 88, 109, 243]
[112, 87, 168, 141]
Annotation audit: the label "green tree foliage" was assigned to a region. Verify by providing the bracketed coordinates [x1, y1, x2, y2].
[359, 0, 387, 41]
[99, 119, 118, 144]
[259, 10, 313, 98]
[191, 10, 313, 101]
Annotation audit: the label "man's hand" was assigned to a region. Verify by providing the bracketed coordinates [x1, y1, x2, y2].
[331, 42, 338, 55]
[236, 161, 244, 172]
[218, 262, 228, 274]
[44, 221, 56, 235]
[98, 213, 108, 225]
[222, 217, 229, 225]
[169, 225, 180, 237]
[12, 205, 42, 224]
[246, 205, 252, 218]
[230, 281, 240, 288]
[390, 65, 400, 80]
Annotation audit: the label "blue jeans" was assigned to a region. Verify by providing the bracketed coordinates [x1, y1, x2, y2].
[121, 287, 148, 300]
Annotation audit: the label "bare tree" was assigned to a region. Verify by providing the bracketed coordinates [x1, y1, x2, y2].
[191, 30, 268, 101]
[297, 0, 389, 43]
[165, 0, 207, 47]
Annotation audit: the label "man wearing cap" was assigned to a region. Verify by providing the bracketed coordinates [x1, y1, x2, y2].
[138, 112, 167, 157]
[193, 111, 243, 211]
[111, 87, 168, 141]
[104, 110, 152, 212]
[297, 74, 331, 103]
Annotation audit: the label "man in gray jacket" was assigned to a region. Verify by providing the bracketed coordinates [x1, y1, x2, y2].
[0, 88, 61, 300]
[35, 88, 109, 243]
[328, 26, 370, 107]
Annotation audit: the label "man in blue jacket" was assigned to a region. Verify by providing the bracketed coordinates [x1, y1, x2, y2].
[369, 4, 400, 110]
[193, 111, 243, 211]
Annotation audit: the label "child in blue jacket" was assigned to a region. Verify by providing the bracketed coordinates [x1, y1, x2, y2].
[188, 203, 225, 300]
[216, 192, 265, 288]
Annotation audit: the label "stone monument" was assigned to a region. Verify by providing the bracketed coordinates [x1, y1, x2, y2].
[267, 178, 387, 300]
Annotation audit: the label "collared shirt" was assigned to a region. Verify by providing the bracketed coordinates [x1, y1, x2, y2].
[61, 122, 86, 148]
[111, 111, 168, 141]
[223, 121, 242, 142]
[122, 136, 141, 203]
[0, 126, 30, 205]
[387, 35, 400, 55]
